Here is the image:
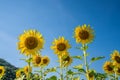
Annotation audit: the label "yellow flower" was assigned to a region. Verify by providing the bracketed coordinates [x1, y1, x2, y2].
[88, 74, 94, 80]
[74, 24, 94, 44]
[16, 69, 23, 78]
[58, 52, 69, 59]
[41, 56, 50, 66]
[62, 55, 73, 67]
[88, 70, 95, 80]
[0, 66, 5, 78]
[23, 66, 32, 76]
[103, 61, 114, 74]
[111, 50, 120, 66]
[18, 30, 44, 56]
[51, 37, 71, 55]
[32, 54, 42, 67]
[115, 66, 120, 75]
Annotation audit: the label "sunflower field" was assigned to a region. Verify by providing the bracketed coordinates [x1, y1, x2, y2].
[0, 24, 120, 80]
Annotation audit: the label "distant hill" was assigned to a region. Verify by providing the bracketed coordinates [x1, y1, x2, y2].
[0, 58, 18, 80]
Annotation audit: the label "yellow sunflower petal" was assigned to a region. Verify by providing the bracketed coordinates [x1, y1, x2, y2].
[16, 69, 24, 78]
[0, 66, 5, 78]
[74, 24, 94, 44]
[115, 66, 120, 75]
[41, 56, 50, 66]
[18, 30, 45, 56]
[32, 54, 42, 67]
[51, 36, 71, 55]
[103, 61, 114, 74]
[111, 50, 120, 66]
[62, 55, 73, 67]
[23, 66, 32, 76]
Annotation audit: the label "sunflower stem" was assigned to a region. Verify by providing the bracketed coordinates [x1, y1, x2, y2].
[27, 56, 31, 80]
[115, 71, 118, 80]
[66, 67, 69, 80]
[82, 44, 89, 80]
[60, 56, 63, 80]
[40, 67, 43, 80]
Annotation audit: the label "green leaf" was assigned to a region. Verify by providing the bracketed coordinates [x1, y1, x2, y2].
[46, 76, 57, 80]
[72, 56, 82, 60]
[78, 69, 86, 73]
[25, 58, 32, 63]
[67, 69, 74, 75]
[95, 73, 107, 79]
[44, 67, 56, 74]
[81, 45, 88, 51]
[91, 56, 105, 62]
[73, 64, 83, 69]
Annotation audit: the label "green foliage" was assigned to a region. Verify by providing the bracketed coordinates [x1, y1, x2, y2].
[91, 56, 105, 62]
[73, 64, 83, 69]
[67, 69, 74, 75]
[78, 69, 86, 73]
[44, 67, 56, 74]
[46, 76, 57, 80]
[95, 73, 107, 80]
[72, 56, 82, 60]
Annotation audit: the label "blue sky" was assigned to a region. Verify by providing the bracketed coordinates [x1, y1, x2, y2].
[0, 0, 120, 77]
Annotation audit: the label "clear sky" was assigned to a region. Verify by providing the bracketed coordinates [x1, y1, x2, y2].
[0, 0, 120, 76]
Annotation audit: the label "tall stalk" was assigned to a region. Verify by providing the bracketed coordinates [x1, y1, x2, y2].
[27, 55, 31, 80]
[82, 44, 89, 80]
[115, 70, 118, 80]
[59, 56, 63, 80]
[40, 67, 43, 80]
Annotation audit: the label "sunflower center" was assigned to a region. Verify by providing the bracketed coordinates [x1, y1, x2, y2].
[0, 69, 2, 74]
[63, 56, 70, 62]
[79, 30, 89, 40]
[43, 59, 48, 64]
[25, 68, 28, 72]
[117, 68, 120, 73]
[107, 65, 113, 71]
[25, 37, 38, 49]
[57, 43, 66, 51]
[115, 56, 120, 63]
[89, 73, 93, 78]
[35, 57, 41, 64]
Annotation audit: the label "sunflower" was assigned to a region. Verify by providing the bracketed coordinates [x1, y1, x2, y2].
[18, 30, 44, 56]
[41, 56, 50, 66]
[32, 54, 42, 67]
[51, 37, 71, 55]
[74, 24, 94, 44]
[87, 70, 95, 80]
[111, 50, 120, 66]
[115, 66, 120, 75]
[88, 73, 94, 80]
[58, 51, 69, 59]
[23, 66, 32, 76]
[0, 66, 5, 78]
[62, 55, 72, 67]
[16, 69, 24, 78]
[103, 61, 114, 74]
